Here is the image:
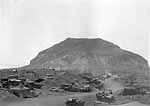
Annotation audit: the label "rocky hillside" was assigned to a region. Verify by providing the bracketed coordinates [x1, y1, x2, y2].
[24, 38, 149, 79]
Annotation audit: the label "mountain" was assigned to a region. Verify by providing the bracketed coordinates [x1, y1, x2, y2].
[24, 38, 149, 82]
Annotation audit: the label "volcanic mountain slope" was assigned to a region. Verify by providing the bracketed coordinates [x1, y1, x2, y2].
[24, 38, 149, 78]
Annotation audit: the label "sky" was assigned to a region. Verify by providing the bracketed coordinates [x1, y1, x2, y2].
[0, 0, 149, 68]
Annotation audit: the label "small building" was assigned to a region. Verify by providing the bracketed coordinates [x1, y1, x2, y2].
[25, 79, 43, 89]
[1, 78, 9, 88]
[44, 76, 54, 80]
[8, 75, 18, 79]
[24, 71, 39, 81]
[81, 81, 90, 84]
[8, 79, 22, 88]
[9, 84, 33, 98]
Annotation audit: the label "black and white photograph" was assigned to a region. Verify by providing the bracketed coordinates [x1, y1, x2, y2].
[0, 0, 149, 106]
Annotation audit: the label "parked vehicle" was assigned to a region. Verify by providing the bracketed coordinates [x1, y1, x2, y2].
[49, 87, 64, 92]
[120, 86, 148, 96]
[65, 98, 85, 106]
[61, 83, 92, 92]
[96, 89, 115, 104]
[25, 81, 42, 89]
[80, 85, 92, 92]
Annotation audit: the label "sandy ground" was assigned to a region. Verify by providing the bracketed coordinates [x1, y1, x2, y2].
[1, 78, 149, 106]
[1, 92, 97, 106]
[109, 102, 150, 106]
[2, 93, 149, 106]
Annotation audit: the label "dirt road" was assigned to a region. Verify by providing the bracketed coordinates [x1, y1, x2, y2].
[2, 89, 149, 106]
[1, 92, 97, 106]
[3, 95, 149, 106]
[109, 102, 150, 106]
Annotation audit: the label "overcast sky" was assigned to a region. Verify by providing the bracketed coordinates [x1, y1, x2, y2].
[0, 0, 149, 68]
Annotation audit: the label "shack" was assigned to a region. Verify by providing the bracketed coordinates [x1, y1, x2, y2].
[1, 78, 9, 88]
[24, 71, 39, 81]
[8, 79, 22, 88]
[9, 84, 33, 98]
[8, 75, 18, 79]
